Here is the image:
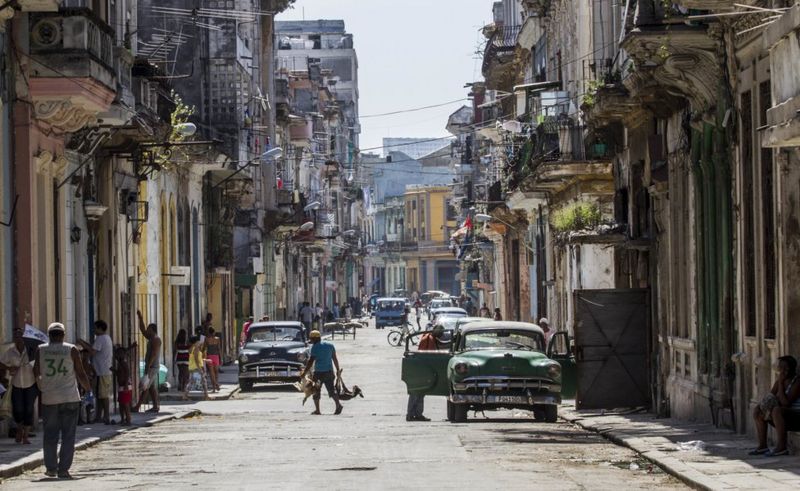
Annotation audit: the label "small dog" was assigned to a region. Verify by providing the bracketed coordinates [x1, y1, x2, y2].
[335, 369, 364, 401]
[294, 375, 321, 405]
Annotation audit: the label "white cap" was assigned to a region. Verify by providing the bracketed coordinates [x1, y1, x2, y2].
[538, 318, 550, 325]
[48, 322, 66, 334]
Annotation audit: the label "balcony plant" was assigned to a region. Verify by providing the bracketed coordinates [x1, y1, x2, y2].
[551, 202, 602, 233]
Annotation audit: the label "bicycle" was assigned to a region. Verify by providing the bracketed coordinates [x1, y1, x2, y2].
[387, 322, 418, 347]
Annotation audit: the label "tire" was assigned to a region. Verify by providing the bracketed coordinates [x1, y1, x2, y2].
[387, 331, 402, 347]
[544, 405, 558, 423]
[532, 406, 545, 421]
[447, 400, 455, 422]
[239, 381, 253, 392]
[453, 403, 468, 423]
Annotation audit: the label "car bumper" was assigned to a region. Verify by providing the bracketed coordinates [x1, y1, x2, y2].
[239, 361, 303, 382]
[449, 392, 560, 406]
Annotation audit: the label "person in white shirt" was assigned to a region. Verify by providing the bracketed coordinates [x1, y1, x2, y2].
[77, 320, 114, 424]
[0, 327, 38, 444]
[34, 322, 92, 479]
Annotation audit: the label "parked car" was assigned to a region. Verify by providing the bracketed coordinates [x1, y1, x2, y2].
[238, 321, 308, 391]
[401, 321, 575, 423]
[428, 298, 455, 318]
[374, 297, 407, 329]
[421, 290, 449, 306]
[428, 306, 466, 324]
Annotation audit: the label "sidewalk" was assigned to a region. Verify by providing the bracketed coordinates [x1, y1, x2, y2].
[0, 407, 199, 479]
[560, 405, 800, 490]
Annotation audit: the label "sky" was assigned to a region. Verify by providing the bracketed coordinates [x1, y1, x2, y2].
[276, 0, 493, 155]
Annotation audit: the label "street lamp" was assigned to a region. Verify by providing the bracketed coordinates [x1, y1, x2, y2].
[474, 213, 536, 255]
[304, 201, 322, 212]
[299, 221, 315, 232]
[261, 147, 283, 161]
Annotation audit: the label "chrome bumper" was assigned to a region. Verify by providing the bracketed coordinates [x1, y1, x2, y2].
[453, 377, 560, 393]
[449, 392, 559, 406]
[239, 361, 303, 380]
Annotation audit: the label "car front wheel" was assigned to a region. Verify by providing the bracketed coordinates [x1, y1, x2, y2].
[544, 404, 558, 423]
[239, 381, 253, 392]
[452, 402, 468, 423]
[446, 400, 455, 421]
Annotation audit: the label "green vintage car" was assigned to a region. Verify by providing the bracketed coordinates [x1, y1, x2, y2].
[401, 321, 576, 423]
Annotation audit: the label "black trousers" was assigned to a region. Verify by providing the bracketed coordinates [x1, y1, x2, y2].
[12, 385, 39, 426]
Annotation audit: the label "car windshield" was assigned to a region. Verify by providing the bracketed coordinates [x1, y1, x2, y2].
[462, 330, 543, 352]
[431, 300, 451, 308]
[437, 316, 461, 330]
[248, 326, 303, 343]
[378, 301, 404, 311]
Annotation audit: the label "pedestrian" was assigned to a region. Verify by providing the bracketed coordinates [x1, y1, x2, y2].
[332, 303, 340, 320]
[493, 308, 502, 321]
[34, 322, 92, 479]
[240, 317, 254, 347]
[174, 329, 190, 395]
[464, 297, 475, 316]
[406, 325, 445, 422]
[315, 303, 323, 329]
[77, 349, 96, 425]
[77, 320, 113, 424]
[133, 310, 161, 413]
[300, 302, 314, 336]
[204, 327, 222, 392]
[413, 299, 423, 330]
[0, 327, 39, 444]
[183, 336, 208, 401]
[750, 355, 800, 457]
[538, 318, 553, 346]
[480, 303, 490, 318]
[113, 346, 132, 426]
[344, 302, 352, 320]
[300, 330, 343, 415]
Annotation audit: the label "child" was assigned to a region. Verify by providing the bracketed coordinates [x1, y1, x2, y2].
[79, 349, 96, 425]
[184, 336, 208, 400]
[113, 346, 132, 426]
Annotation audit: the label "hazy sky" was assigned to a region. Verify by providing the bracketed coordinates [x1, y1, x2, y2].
[277, 0, 493, 154]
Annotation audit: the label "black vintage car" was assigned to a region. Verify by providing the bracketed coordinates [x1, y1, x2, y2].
[238, 322, 309, 391]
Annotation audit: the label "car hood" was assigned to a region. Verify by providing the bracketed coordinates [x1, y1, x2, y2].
[242, 341, 306, 352]
[450, 349, 551, 377]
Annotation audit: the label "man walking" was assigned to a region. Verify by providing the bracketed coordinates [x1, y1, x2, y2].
[34, 322, 92, 479]
[300, 302, 314, 337]
[77, 320, 113, 424]
[300, 331, 343, 415]
[406, 325, 444, 422]
[134, 310, 161, 413]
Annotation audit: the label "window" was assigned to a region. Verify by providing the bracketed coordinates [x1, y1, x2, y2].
[741, 90, 756, 338]
[760, 80, 776, 339]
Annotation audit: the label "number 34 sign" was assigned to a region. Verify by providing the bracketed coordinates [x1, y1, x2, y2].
[44, 358, 70, 377]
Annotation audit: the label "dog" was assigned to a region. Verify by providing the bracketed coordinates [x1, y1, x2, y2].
[335, 369, 364, 401]
[293, 375, 321, 405]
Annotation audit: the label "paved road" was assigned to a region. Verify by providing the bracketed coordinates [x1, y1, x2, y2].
[4, 322, 685, 490]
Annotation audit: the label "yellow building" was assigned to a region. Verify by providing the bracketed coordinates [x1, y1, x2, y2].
[403, 185, 459, 295]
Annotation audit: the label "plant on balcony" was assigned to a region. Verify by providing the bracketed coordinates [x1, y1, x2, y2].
[551, 202, 602, 233]
[581, 80, 603, 109]
[155, 91, 196, 172]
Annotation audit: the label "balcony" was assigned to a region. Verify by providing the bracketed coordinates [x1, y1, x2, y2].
[27, 8, 116, 133]
[482, 25, 522, 90]
[0, 1, 60, 25]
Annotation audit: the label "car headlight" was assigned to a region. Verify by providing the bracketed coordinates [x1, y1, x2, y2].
[547, 363, 561, 378]
[239, 354, 249, 364]
[296, 352, 308, 363]
[454, 362, 470, 375]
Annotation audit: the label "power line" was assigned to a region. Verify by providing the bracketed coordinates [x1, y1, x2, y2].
[359, 99, 469, 119]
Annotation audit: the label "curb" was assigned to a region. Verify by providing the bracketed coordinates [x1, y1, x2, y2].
[0, 409, 200, 481]
[160, 385, 240, 402]
[560, 411, 720, 491]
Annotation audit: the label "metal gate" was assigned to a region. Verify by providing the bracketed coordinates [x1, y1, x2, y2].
[574, 289, 649, 409]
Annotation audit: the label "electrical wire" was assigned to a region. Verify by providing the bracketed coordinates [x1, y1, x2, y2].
[359, 99, 469, 119]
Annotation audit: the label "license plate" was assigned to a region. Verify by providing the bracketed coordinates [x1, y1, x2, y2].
[265, 371, 284, 377]
[497, 396, 522, 403]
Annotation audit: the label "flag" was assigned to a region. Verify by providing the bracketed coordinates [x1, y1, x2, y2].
[23, 324, 48, 344]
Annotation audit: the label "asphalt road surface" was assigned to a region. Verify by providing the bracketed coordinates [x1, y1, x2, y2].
[4, 321, 685, 490]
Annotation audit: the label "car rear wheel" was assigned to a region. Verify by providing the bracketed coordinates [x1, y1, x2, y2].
[446, 400, 455, 422]
[239, 381, 253, 392]
[544, 405, 558, 423]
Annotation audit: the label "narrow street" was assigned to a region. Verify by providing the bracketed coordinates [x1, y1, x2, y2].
[3, 324, 683, 490]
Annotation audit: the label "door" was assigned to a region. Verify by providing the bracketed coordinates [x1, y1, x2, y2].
[573, 289, 649, 409]
[401, 332, 452, 396]
[547, 332, 576, 399]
